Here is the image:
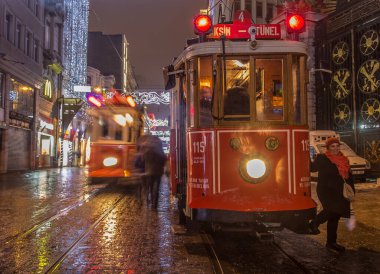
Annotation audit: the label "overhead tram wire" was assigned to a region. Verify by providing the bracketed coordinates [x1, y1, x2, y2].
[89, 9, 123, 63]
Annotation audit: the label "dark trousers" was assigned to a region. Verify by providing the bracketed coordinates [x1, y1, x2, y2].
[314, 210, 341, 244]
[140, 174, 161, 208]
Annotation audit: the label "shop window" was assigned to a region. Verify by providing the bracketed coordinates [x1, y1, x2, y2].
[255, 59, 284, 121]
[41, 136, 51, 155]
[9, 79, 35, 117]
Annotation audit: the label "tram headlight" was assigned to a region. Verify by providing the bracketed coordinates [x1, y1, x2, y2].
[239, 155, 269, 184]
[246, 159, 266, 178]
[103, 157, 118, 167]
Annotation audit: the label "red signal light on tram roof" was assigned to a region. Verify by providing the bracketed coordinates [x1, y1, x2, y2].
[286, 13, 305, 33]
[87, 94, 103, 107]
[126, 96, 136, 108]
[193, 14, 212, 35]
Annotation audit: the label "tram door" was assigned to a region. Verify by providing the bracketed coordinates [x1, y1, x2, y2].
[176, 73, 188, 223]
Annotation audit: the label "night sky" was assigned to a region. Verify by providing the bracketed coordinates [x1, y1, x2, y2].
[89, 0, 209, 89]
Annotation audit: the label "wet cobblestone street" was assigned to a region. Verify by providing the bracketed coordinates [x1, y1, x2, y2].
[0, 168, 379, 273]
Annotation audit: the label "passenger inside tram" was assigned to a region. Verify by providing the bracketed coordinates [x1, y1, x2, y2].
[224, 84, 250, 116]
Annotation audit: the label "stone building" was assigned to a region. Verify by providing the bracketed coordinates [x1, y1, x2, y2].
[88, 32, 137, 94]
[0, 0, 45, 172]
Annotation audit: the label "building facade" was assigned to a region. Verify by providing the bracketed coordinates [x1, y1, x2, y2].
[56, 0, 89, 167]
[37, 0, 65, 168]
[87, 32, 137, 94]
[208, 0, 279, 24]
[0, 0, 45, 172]
[315, 0, 380, 174]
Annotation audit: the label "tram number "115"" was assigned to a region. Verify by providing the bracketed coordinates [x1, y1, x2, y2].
[301, 139, 310, 151]
[193, 140, 206, 153]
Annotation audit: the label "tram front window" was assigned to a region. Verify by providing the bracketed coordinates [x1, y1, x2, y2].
[255, 59, 284, 121]
[223, 59, 250, 120]
[199, 56, 213, 126]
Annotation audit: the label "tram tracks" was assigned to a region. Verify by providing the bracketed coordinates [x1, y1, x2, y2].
[0, 184, 132, 274]
[201, 230, 311, 274]
[44, 193, 128, 273]
[3, 190, 102, 245]
[1, 187, 105, 246]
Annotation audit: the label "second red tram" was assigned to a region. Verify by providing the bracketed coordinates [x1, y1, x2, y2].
[86, 93, 144, 183]
[166, 13, 316, 232]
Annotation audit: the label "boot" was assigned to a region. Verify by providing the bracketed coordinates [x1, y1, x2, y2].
[326, 242, 346, 253]
[309, 220, 320, 235]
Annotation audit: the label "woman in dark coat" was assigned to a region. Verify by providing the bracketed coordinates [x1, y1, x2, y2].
[310, 137, 355, 253]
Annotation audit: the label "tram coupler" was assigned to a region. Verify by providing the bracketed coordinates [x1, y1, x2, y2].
[252, 221, 278, 242]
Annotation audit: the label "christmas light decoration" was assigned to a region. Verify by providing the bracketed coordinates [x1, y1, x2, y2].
[131, 90, 170, 105]
[63, 0, 89, 100]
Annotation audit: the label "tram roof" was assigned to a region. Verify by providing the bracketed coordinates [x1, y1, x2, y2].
[173, 40, 308, 68]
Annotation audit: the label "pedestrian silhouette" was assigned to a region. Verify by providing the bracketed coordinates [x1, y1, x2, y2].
[136, 135, 166, 208]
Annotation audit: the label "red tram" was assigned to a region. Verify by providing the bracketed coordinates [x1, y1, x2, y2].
[165, 11, 316, 232]
[86, 92, 144, 184]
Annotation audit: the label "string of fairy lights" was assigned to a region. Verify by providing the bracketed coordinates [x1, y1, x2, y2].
[62, 0, 89, 100]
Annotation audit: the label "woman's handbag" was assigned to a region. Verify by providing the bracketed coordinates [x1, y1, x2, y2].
[343, 179, 355, 202]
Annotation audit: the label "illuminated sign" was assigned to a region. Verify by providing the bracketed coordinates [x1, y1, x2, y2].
[39, 118, 54, 130]
[208, 10, 281, 40]
[44, 79, 53, 98]
[211, 24, 281, 39]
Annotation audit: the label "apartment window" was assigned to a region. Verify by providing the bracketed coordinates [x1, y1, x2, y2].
[87, 76, 92, 85]
[25, 31, 32, 56]
[5, 13, 13, 42]
[245, 1, 252, 16]
[33, 39, 39, 62]
[267, 4, 274, 22]
[35, 0, 40, 18]
[45, 21, 51, 48]
[16, 23, 22, 49]
[0, 72, 4, 108]
[53, 24, 62, 53]
[257, 2, 263, 18]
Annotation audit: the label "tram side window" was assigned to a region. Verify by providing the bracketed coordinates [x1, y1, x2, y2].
[199, 56, 213, 127]
[188, 61, 195, 127]
[101, 119, 109, 137]
[115, 127, 122, 140]
[292, 56, 302, 124]
[255, 59, 283, 121]
[223, 58, 250, 120]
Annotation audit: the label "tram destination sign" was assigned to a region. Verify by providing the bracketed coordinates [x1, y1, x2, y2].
[209, 23, 281, 40]
[208, 10, 281, 40]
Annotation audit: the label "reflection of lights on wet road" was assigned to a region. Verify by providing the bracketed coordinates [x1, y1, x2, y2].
[35, 226, 51, 272]
[102, 211, 118, 245]
[158, 177, 174, 268]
